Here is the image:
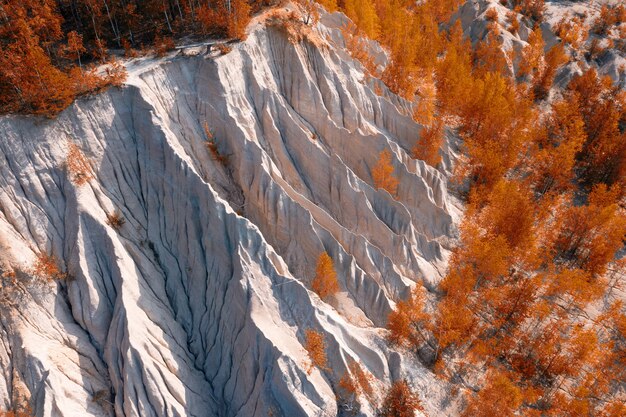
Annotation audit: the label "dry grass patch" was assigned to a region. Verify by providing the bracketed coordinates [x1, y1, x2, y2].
[203, 121, 229, 166]
[32, 252, 66, 281]
[106, 210, 126, 230]
[65, 142, 93, 186]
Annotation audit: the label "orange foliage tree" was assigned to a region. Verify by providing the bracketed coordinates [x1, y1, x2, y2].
[434, 22, 473, 116]
[432, 181, 539, 356]
[513, 0, 545, 22]
[341, 23, 378, 77]
[343, 0, 379, 39]
[387, 286, 433, 354]
[64, 31, 86, 67]
[338, 359, 374, 400]
[457, 71, 528, 189]
[372, 150, 399, 196]
[227, 0, 252, 40]
[555, 16, 587, 50]
[532, 44, 568, 100]
[485, 8, 498, 22]
[473, 31, 509, 77]
[550, 185, 626, 277]
[304, 329, 327, 374]
[568, 69, 626, 191]
[592, 4, 624, 35]
[413, 119, 443, 167]
[518, 27, 545, 80]
[311, 251, 340, 300]
[295, 0, 320, 25]
[462, 370, 522, 417]
[0, 8, 74, 116]
[196, 5, 229, 36]
[527, 98, 585, 196]
[154, 34, 175, 57]
[506, 10, 520, 34]
[104, 59, 128, 88]
[378, 379, 422, 417]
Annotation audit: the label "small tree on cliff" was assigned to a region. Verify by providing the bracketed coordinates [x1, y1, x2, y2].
[372, 150, 399, 196]
[64, 31, 86, 68]
[304, 329, 327, 374]
[379, 380, 423, 417]
[295, 0, 320, 25]
[311, 252, 340, 300]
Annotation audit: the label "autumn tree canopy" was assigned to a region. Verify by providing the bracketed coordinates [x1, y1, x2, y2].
[304, 329, 327, 374]
[0, 0, 258, 116]
[311, 251, 340, 300]
[372, 149, 399, 196]
[378, 380, 423, 417]
[345, 0, 626, 414]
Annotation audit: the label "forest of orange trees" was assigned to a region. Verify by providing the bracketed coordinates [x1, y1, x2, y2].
[333, 0, 625, 415]
[365, 0, 626, 415]
[1, 0, 625, 416]
[0, 0, 261, 116]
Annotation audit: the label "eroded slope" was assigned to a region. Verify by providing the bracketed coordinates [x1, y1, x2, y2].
[0, 10, 458, 417]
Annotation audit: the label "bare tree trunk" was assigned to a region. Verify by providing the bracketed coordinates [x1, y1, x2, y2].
[176, 0, 184, 20]
[102, 0, 121, 45]
[163, 1, 173, 33]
